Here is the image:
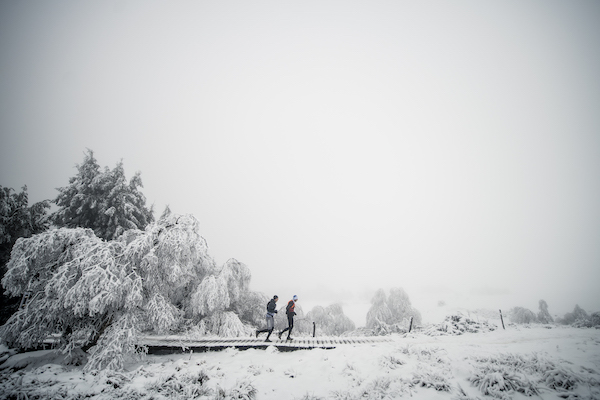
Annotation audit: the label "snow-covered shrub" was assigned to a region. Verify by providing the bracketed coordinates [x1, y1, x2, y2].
[411, 368, 452, 392]
[356, 376, 412, 399]
[380, 354, 406, 369]
[542, 367, 582, 391]
[454, 384, 483, 400]
[508, 307, 538, 324]
[227, 379, 257, 400]
[330, 391, 356, 400]
[397, 345, 450, 369]
[468, 352, 586, 398]
[424, 313, 496, 336]
[557, 304, 591, 326]
[366, 288, 421, 335]
[470, 365, 540, 398]
[342, 362, 364, 386]
[146, 370, 211, 399]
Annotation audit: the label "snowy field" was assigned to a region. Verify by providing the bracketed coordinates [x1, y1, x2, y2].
[1, 324, 599, 400]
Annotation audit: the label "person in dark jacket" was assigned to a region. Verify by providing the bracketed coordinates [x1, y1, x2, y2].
[256, 295, 278, 342]
[278, 295, 298, 340]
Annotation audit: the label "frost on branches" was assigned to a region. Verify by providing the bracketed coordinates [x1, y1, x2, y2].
[366, 288, 422, 335]
[299, 303, 356, 336]
[189, 258, 260, 336]
[423, 312, 497, 336]
[52, 150, 154, 241]
[0, 213, 261, 370]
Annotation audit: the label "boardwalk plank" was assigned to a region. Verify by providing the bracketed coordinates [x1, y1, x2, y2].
[141, 335, 388, 354]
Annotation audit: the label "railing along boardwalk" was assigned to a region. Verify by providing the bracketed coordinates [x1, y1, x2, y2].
[139, 336, 391, 354]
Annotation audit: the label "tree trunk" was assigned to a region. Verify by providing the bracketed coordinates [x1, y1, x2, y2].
[82, 314, 114, 352]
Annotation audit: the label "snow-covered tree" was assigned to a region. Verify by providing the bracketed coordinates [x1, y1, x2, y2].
[366, 287, 421, 334]
[1, 228, 130, 358]
[537, 300, 553, 324]
[0, 185, 50, 324]
[198, 311, 250, 337]
[0, 185, 50, 249]
[387, 287, 421, 324]
[189, 258, 256, 336]
[558, 304, 591, 326]
[233, 290, 269, 327]
[52, 150, 154, 241]
[509, 307, 538, 324]
[301, 303, 355, 336]
[366, 289, 393, 329]
[0, 213, 240, 370]
[191, 274, 230, 316]
[591, 312, 600, 327]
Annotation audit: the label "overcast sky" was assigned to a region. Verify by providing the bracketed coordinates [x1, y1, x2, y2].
[1, 1, 599, 325]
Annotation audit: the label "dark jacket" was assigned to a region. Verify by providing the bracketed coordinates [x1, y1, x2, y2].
[266, 299, 278, 315]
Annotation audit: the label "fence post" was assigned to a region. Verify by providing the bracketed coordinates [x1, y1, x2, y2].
[499, 309, 505, 330]
[409, 316, 413, 333]
[312, 322, 316, 337]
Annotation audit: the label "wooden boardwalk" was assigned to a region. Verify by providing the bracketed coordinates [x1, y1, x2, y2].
[139, 336, 391, 354]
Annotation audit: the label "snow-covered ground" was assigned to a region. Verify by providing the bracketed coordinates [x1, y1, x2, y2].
[1, 323, 599, 399]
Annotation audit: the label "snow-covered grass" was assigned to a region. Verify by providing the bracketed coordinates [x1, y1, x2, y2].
[1, 325, 599, 399]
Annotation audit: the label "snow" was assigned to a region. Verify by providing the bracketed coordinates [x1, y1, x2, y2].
[1, 324, 599, 399]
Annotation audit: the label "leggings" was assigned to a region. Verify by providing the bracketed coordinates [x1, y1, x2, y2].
[280, 314, 294, 337]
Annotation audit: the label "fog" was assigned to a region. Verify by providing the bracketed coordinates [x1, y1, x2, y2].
[1, 1, 599, 325]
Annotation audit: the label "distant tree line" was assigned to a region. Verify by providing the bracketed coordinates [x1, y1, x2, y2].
[508, 300, 599, 327]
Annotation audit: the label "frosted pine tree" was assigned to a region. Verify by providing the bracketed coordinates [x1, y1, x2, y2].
[52, 150, 154, 241]
[52, 150, 102, 232]
[98, 161, 154, 240]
